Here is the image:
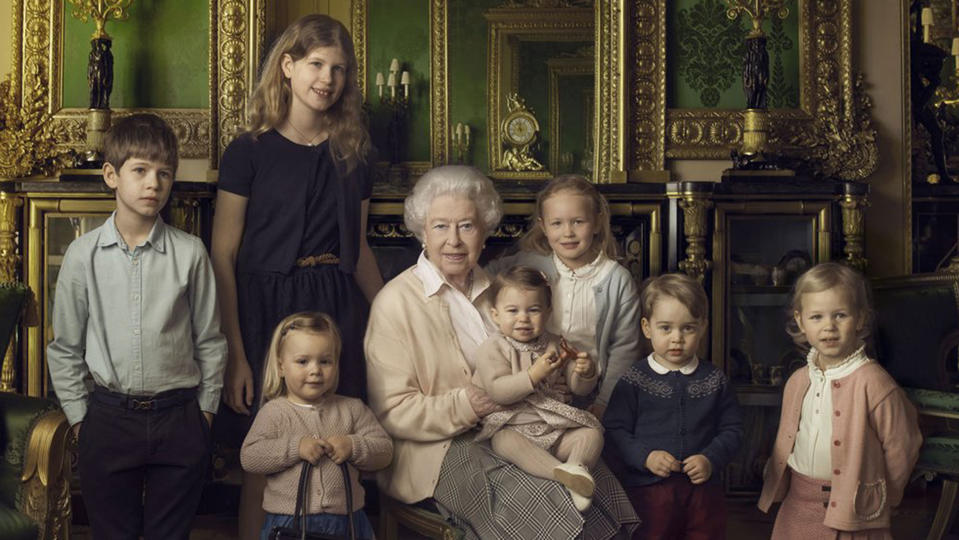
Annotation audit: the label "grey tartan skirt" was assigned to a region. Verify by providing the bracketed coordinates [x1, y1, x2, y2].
[432, 434, 640, 539]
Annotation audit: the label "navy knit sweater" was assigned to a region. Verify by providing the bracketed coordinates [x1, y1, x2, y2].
[603, 356, 744, 487]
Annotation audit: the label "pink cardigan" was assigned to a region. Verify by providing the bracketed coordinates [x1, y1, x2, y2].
[758, 360, 922, 531]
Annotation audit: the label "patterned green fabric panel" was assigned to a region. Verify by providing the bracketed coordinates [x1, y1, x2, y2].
[0, 504, 38, 540]
[906, 388, 959, 414]
[667, 0, 800, 109]
[62, 0, 210, 109]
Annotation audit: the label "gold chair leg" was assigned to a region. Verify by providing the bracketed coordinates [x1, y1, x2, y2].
[928, 478, 959, 540]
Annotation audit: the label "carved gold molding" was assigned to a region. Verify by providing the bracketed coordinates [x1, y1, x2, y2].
[628, 0, 666, 176]
[840, 192, 869, 272]
[484, 8, 593, 179]
[20, 409, 73, 539]
[429, 0, 450, 166]
[15, 0, 210, 159]
[0, 194, 23, 393]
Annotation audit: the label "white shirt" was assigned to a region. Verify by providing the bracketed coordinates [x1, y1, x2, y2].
[647, 353, 699, 375]
[548, 252, 617, 362]
[787, 345, 870, 480]
[412, 251, 495, 369]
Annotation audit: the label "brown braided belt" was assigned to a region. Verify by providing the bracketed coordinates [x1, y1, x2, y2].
[295, 253, 340, 267]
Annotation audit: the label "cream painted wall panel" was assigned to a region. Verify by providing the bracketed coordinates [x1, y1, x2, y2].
[857, 0, 908, 277]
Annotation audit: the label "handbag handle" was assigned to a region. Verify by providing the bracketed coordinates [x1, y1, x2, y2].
[291, 461, 356, 540]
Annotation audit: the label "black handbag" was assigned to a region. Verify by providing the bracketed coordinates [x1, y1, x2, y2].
[268, 461, 357, 540]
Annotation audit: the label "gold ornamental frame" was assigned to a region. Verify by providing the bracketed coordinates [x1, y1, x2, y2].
[484, 8, 593, 180]
[12, 0, 210, 158]
[661, 0, 875, 176]
[210, 0, 368, 168]
[431, 1, 630, 182]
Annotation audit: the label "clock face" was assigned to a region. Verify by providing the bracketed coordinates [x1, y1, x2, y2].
[506, 115, 536, 145]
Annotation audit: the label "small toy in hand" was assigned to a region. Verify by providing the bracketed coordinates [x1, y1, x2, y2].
[559, 337, 579, 363]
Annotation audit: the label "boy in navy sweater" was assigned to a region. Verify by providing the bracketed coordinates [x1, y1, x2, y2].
[604, 273, 742, 539]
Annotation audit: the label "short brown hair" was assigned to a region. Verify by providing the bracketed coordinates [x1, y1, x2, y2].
[489, 265, 552, 308]
[640, 273, 709, 322]
[103, 113, 178, 173]
[786, 262, 873, 348]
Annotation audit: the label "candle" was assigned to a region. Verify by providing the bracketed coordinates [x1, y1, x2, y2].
[464, 124, 470, 145]
[390, 58, 400, 72]
[456, 123, 463, 138]
[387, 72, 396, 87]
[401, 71, 410, 85]
[376, 72, 384, 97]
[922, 7, 934, 43]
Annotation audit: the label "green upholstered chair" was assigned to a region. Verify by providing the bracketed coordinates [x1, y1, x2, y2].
[872, 273, 959, 540]
[0, 283, 72, 540]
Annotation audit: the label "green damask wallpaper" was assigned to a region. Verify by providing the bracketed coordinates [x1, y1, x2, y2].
[62, 0, 209, 109]
[368, 0, 430, 163]
[666, 0, 799, 109]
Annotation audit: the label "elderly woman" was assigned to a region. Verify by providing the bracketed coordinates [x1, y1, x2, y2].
[365, 165, 639, 539]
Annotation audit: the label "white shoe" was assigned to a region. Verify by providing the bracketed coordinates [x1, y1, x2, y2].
[566, 486, 592, 512]
[553, 462, 595, 498]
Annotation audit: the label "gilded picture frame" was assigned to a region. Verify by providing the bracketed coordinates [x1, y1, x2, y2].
[12, 0, 211, 159]
[431, 0, 630, 183]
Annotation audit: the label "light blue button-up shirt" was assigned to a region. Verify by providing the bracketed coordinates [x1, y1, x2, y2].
[47, 213, 227, 426]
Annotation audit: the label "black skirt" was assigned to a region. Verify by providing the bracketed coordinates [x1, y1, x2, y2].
[213, 264, 368, 448]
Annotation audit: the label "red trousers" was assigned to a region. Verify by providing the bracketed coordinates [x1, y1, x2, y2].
[625, 474, 727, 540]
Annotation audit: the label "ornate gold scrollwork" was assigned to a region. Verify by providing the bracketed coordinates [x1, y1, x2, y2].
[0, 194, 23, 393]
[629, 0, 666, 174]
[0, 69, 71, 179]
[840, 193, 869, 272]
[20, 409, 73, 539]
[678, 195, 712, 283]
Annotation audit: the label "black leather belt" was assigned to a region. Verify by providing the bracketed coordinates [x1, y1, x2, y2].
[92, 385, 197, 411]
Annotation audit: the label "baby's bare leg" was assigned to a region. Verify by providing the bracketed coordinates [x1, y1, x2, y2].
[490, 429, 561, 480]
[553, 426, 604, 468]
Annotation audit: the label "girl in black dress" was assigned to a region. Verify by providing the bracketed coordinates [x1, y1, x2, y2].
[211, 14, 383, 539]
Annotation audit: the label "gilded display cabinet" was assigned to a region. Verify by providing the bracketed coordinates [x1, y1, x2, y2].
[0, 180, 214, 397]
[668, 176, 869, 494]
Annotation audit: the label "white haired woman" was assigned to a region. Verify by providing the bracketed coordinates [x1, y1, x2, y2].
[365, 165, 639, 538]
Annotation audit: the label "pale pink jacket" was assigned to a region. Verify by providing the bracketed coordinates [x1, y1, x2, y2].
[364, 268, 487, 503]
[758, 360, 922, 531]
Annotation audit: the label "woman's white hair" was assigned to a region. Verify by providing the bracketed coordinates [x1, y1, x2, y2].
[404, 165, 503, 241]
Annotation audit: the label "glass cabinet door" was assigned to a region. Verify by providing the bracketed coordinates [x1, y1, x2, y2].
[712, 201, 832, 494]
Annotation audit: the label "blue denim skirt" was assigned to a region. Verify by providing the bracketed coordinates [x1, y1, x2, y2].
[261, 510, 375, 540]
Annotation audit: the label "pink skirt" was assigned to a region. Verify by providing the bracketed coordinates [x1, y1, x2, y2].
[772, 468, 891, 540]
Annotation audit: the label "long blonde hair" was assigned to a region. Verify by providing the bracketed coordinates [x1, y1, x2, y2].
[247, 14, 370, 173]
[261, 312, 342, 405]
[519, 174, 618, 259]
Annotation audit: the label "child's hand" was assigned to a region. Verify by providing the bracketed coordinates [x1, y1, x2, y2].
[573, 352, 596, 378]
[324, 435, 353, 464]
[683, 454, 712, 484]
[559, 337, 579, 363]
[645, 450, 681, 478]
[298, 436, 326, 465]
[529, 351, 563, 385]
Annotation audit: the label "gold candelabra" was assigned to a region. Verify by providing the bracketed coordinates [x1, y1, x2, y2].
[726, 0, 790, 167]
[68, 0, 134, 40]
[725, 0, 789, 38]
[69, 0, 133, 164]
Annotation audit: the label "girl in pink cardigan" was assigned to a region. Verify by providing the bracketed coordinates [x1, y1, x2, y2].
[241, 312, 393, 540]
[759, 263, 921, 539]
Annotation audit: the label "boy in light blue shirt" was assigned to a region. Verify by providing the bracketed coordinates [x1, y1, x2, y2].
[47, 113, 227, 539]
